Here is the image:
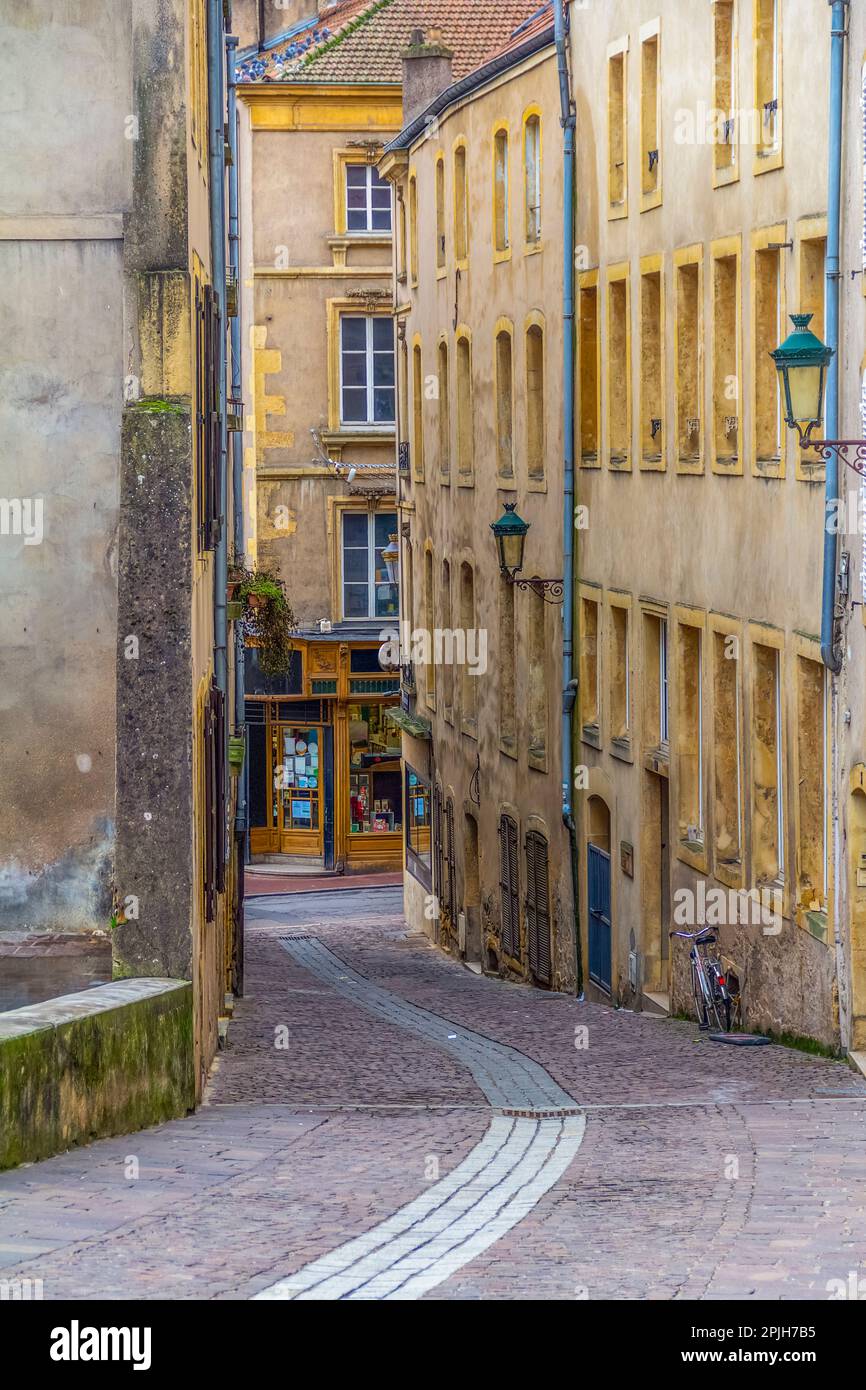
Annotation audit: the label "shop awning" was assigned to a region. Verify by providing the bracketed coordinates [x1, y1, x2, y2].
[385, 707, 432, 740]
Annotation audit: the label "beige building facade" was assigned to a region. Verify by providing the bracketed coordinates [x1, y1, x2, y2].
[380, 16, 578, 986]
[569, 0, 848, 1047]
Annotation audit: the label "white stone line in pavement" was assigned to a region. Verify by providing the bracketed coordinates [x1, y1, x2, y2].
[253, 937, 587, 1301]
[381, 1116, 586, 1301]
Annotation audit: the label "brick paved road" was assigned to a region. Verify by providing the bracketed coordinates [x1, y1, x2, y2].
[1, 887, 865, 1299]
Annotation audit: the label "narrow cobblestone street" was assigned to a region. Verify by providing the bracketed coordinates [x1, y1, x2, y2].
[2, 888, 866, 1300]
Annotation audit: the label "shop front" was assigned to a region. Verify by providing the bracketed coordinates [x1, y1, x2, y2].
[245, 640, 403, 871]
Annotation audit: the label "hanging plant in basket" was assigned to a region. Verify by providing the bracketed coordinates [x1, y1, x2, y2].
[237, 566, 296, 675]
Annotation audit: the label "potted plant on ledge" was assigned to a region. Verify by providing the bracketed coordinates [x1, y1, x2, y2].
[238, 565, 296, 676]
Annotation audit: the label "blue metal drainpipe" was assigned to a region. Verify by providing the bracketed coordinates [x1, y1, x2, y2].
[821, 0, 847, 673]
[226, 34, 247, 845]
[555, 1, 582, 993]
[208, 0, 229, 716]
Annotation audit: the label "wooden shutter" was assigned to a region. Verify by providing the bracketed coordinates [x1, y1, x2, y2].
[214, 679, 226, 894]
[525, 830, 551, 985]
[498, 814, 520, 960]
[203, 688, 216, 923]
[445, 797, 456, 926]
[203, 285, 222, 551]
[195, 281, 206, 550]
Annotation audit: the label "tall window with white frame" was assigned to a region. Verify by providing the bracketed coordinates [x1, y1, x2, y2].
[659, 617, 669, 745]
[340, 316, 395, 426]
[494, 127, 510, 254]
[346, 163, 392, 233]
[342, 512, 399, 619]
[524, 113, 541, 245]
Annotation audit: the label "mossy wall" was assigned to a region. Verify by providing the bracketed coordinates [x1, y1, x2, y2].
[0, 979, 194, 1170]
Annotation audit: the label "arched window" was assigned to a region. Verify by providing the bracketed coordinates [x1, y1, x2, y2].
[526, 320, 545, 479]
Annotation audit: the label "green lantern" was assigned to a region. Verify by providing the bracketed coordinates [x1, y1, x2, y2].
[770, 313, 834, 440]
[490, 503, 530, 579]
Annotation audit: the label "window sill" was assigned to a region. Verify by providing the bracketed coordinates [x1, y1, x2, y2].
[436, 266, 447, 281]
[753, 147, 783, 177]
[609, 736, 633, 764]
[461, 718, 478, 741]
[676, 454, 704, 475]
[643, 746, 669, 777]
[713, 857, 744, 891]
[523, 241, 543, 257]
[640, 452, 666, 472]
[581, 724, 602, 751]
[497, 476, 517, 491]
[456, 474, 475, 489]
[493, 246, 512, 265]
[528, 745, 547, 773]
[753, 456, 785, 481]
[608, 202, 628, 222]
[711, 454, 743, 477]
[799, 907, 829, 943]
[607, 453, 632, 472]
[499, 734, 518, 761]
[713, 162, 739, 190]
[527, 476, 547, 493]
[676, 838, 707, 874]
[580, 452, 601, 470]
[640, 187, 662, 213]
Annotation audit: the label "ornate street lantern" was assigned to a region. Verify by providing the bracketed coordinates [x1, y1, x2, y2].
[490, 503, 530, 579]
[770, 313, 834, 445]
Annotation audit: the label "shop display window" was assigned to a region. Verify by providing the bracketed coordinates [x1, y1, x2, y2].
[348, 703, 402, 834]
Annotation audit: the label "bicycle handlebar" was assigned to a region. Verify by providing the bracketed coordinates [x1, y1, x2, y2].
[669, 928, 716, 940]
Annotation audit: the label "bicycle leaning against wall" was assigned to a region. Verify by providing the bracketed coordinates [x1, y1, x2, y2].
[670, 927, 733, 1033]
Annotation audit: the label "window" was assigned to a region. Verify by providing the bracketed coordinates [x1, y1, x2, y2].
[454, 141, 468, 265]
[609, 599, 630, 745]
[456, 330, 473, 478]
[711, 238, 741, 473]
[751, 638, 784, 884]
[405, 764, 432, 889]
[424, 547, 435, 703]
[526, 320, 545, 480]
[580, 593, 601, 740]
[190, 0, 208, 161]
[495, 325, 514, 479]
[753, 232, 784, 476]
[437, 339, 450, 477]
[341, 511, 399, 619]
[194, 275, 221, 552]
[399, 337, 409, 445]
[398, 193, 407, 281]
[499, 580, 516, 751]
[796, 655, 827, 912]
[408, 173, 418, 284]
[579, 275, 600, 467]
[642, 611, 669, 752]
[640, 26, 661, 208]
[754, 0, 781, 168]
[348, 704, 402, 836]
[498, 814, 520, 960]
[660, 618, 669, 744]
[525, 830, 551, 985]
[528, 590, 547, 763]
[674, 247, 703, 472]
[412, 339, 424, 479]
[524, 111, 541, 244]
[797, 223, 827, 465]
[493, 125, 510, 256]
[713, 0, 737, 182]
[676, 617, 704, 850]
[441, 559, 453, 717]
[435, 155, 446, 270]
[712, 626, 743, 873]
[607, 266, 631, 469]
[640, 259, 664, 468]
[445, 796, 456, 923]
[460, 561, 477, 730]
[340, 316, 395, 426]
[345, 163, 391, 233]
[608, 44, 627, 213]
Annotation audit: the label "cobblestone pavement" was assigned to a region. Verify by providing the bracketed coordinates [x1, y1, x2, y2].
[1, 888, 865, 1300]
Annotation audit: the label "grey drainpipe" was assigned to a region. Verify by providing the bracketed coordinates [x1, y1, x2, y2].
[555, 0, 582, 995]
[227, 34, 247, 846]
[821, 0, 846, 673]
[208, 0, 229, 758]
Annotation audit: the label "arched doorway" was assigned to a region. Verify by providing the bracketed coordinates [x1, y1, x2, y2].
[587, 796, 612, 993]
[462, 811, 481, 965]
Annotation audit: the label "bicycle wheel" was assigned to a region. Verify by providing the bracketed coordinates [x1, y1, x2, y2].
[704, 964, 731, 1033]
[692, 960, 709, 1029]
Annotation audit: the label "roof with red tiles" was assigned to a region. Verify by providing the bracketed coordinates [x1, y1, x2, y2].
[237, 0, 549, 85]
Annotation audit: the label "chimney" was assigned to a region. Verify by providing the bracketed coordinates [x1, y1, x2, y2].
[401, 27, 454, 126]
